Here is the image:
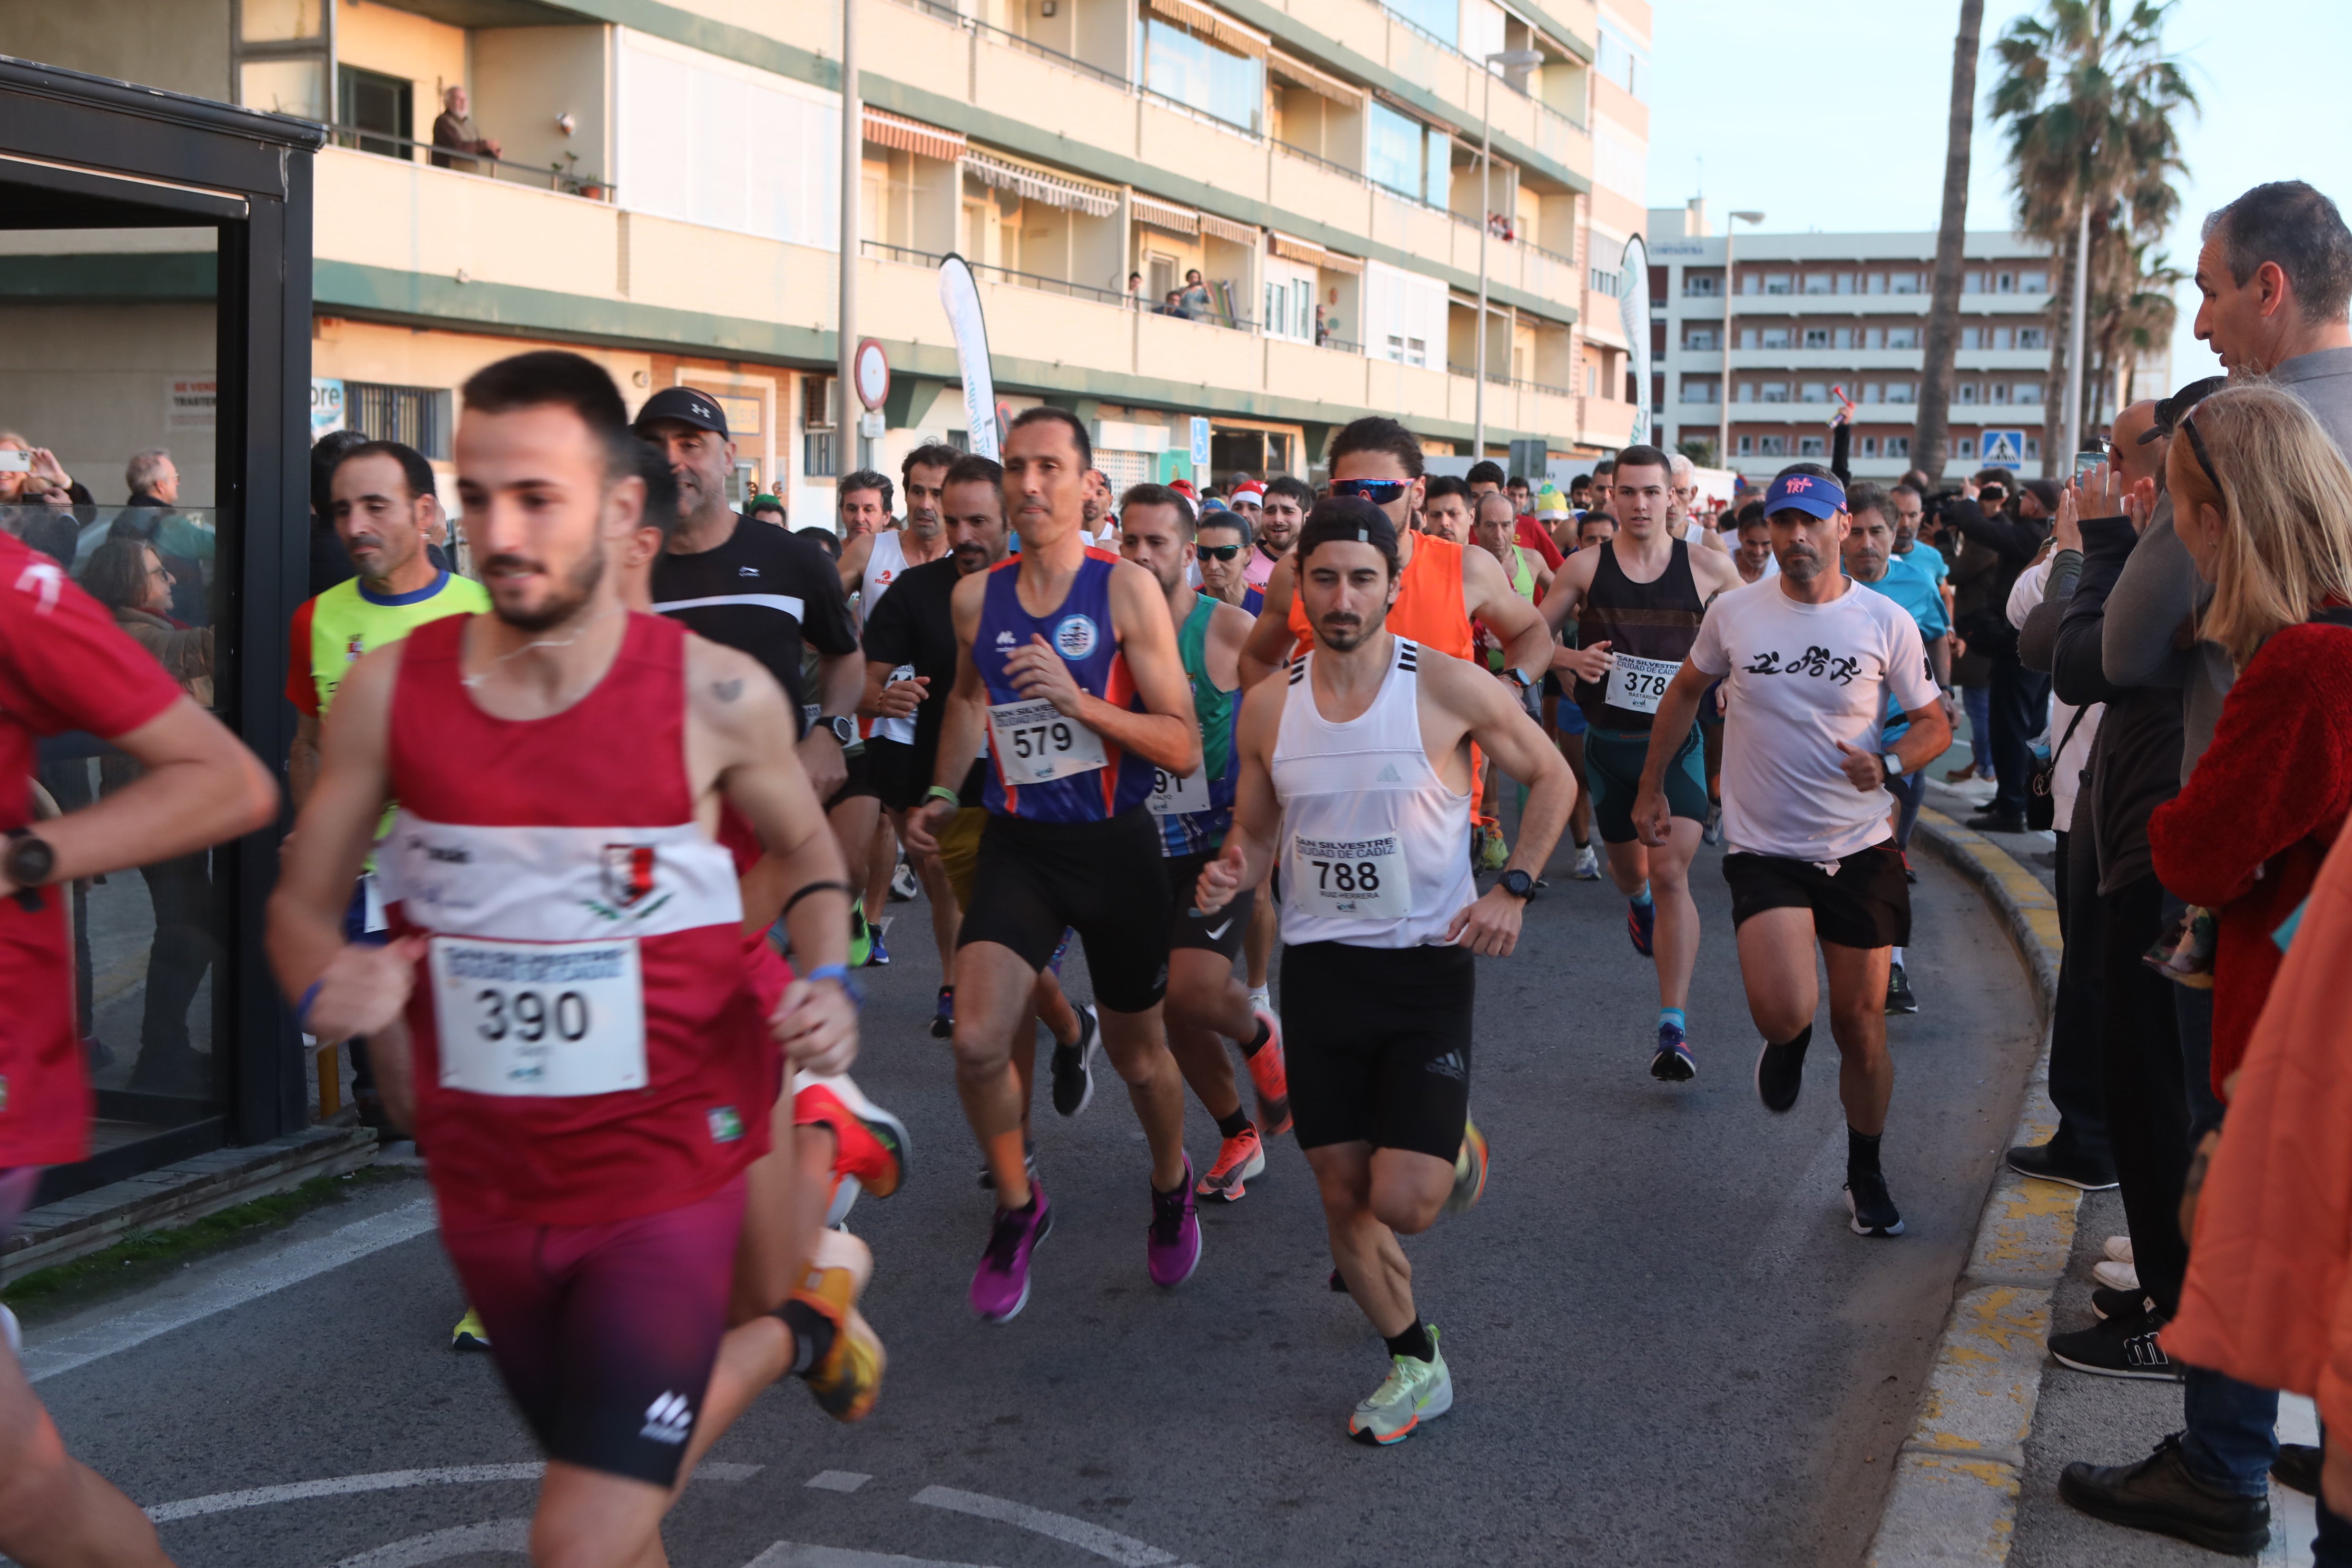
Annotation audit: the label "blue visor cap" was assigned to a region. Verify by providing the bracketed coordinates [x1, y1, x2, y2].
[1762, 472, 1846, 521]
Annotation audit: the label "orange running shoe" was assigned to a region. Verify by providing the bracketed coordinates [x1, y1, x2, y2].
[1244, 1007, 1292, 1137]
[793, 1074, 908, 1198]
[1194, 1124, 1267, 1203]
[794, 1230, 884, 1422]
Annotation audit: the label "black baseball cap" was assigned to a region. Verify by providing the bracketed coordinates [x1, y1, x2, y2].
[2140, 375, 2227, 443]
[633, 386, 729, 439]
[1295, 495, 1400, 567]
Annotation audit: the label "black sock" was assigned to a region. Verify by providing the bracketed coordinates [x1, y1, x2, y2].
[1848, 1125, 1883, 1179]
[1384, 1318, 1434, 1363]
[1215, 1106, 1252, 1140]
[1775, 1022, 1814, 1056]
[778, 1298, 837, 1377]
[1240, 1016, 1272, 1058]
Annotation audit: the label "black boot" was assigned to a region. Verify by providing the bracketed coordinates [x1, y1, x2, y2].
[2059, 1434, 2270, 1556]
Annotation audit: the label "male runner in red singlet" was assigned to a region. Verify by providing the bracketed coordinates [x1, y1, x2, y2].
[270, 351, 875, 1567]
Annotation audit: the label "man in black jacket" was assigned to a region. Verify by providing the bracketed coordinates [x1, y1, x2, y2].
[1943, 472, 2053, 830]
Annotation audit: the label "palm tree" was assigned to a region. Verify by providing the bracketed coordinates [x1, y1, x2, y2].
[2089, 240, 2182, 424]
[1915, 0, 1984, 485]
[1990, 1, 2196, 452]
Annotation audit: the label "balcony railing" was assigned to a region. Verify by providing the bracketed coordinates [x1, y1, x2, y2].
[890, 0, 1131, 91]
[1375, 2, 1590, 139]
[862, 240, 1130, 308]
[326, 123, 614, 199]
[1447, 362, 1572, 395]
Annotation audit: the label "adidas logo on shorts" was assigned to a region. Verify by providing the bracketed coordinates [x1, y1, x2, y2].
[1426, 1050, 1466, 1081]
[640, 1390, 693, 1445]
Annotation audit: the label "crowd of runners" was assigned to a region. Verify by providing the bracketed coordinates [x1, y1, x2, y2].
[6, 177, 2351, 1567]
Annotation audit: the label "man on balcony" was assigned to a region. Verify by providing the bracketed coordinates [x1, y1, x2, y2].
[431, 85, 501, 173]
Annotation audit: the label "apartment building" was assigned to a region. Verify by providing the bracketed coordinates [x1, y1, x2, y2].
[4, 0, 1649, 524]
[1644, 203, 2057, 485]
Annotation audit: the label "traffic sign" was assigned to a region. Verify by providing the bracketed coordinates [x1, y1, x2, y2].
[852, 337, 890, 412]
[1189, 416, 1211, 469]
[1980, 428, 2026, 469]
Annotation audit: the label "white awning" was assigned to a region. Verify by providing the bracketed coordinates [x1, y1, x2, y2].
[863, 107, 965, 162]
[1270, 230, 1363, 276]
[1268, 50, 1364, 111]
[962, 151, 1121, 218]
[1133, 194, 1200, 236]
[1140, 0, 1269, 60]
[1199, 211, 1259, 247]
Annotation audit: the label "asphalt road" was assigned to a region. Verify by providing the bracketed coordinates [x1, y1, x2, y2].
[23, 830, 2044, 1568]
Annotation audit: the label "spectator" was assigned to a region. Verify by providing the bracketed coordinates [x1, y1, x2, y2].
[80, 535, 219, 1097]
[431, 84, 501, 173]
[1125, 271, 1142, 308]
[1180, 269, 1212, 320]
[1507, 474, 1532, 517]
[1157, 290, 1184, 317]
[308, 429, 369, 595]
[1314, 303, 1329, 346]
[798, 524, 843, 561]
[0, 430, 91, 566]
[1938, 471, 2055, 830]
[749, 493, 787, 527]
[123, 448, 178, 507]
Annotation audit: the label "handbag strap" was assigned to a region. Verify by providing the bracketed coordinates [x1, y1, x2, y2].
[2048, 702, 2091, 766]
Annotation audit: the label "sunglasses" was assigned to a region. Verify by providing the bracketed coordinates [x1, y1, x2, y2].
[1331, 478, 1408, 503]
[1197, 544, 1243, 561]
[2181, 413, 2222, 492]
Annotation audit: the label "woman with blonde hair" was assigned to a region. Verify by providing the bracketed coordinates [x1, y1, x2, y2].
[2152, 381, 2352, 1564]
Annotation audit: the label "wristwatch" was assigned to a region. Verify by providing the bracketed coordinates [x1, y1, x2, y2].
[1498, 868, 1537, 901]
[1880, 752, 1906, 782]
[826, 714, 856, 745]
[1504, 665, 1537, 691]
[3, 827, 54, 890]
[803, 963, 867, 1010]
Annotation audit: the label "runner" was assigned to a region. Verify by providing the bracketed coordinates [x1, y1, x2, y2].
[1471, 489, 1553, 868]
[271, 354, 882, 1568]
[1228, 478, 1265, 539]
[1243, 475, 1309, 594]
[1419, 475, 1475, 544]
[640, 390, 867, 961]
[1632, 464, 1950, 1238]
[0, 524, 275, 1567]
[1195, 509, 1263, 614]
[1540, 444, 1744, 1081]
[1115, 485, 1293, 1203]
[1544, 507, 1615, 883]
[1841, 481, 1955, 1014]
[1731, 504, 1777, 583]
[1194, 497, 1573, 1443]
[903, 409, 1205, 1321]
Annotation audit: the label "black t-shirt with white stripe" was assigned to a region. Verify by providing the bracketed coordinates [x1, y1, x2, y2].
[650, 515, 858, 737]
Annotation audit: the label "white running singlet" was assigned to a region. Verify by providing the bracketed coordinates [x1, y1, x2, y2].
[859, 529, 915, 744]
[1271, 638, 1474, 949]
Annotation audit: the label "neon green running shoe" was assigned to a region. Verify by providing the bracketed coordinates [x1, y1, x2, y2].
[452, 1307, 490, 1351]
[1347, 1327, 1452, 1445]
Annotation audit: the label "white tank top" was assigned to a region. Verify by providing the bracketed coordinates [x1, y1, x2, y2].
[1271, 638, 1475, 949]
[859, 529, 915, 744]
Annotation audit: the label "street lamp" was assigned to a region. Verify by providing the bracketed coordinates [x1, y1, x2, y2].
[838, 0, 862, 478]
[1716, 209, 1763, 475]
[1474, 48, 1543, 464]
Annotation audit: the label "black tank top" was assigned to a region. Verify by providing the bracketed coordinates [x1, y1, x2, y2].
[1574, 538, 1708, 730]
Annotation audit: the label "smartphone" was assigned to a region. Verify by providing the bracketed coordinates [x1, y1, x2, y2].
[2075, 450, 2106, 477]
[0, 450, 30, 474]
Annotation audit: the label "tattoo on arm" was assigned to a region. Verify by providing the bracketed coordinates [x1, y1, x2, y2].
[711, 679, 744, 703]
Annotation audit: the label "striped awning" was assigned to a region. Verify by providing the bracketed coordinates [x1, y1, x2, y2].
[863, 107, 965, 162]
[1132, 194, 1200, 236]
[962, 151, 1121, 218]
[1267, 50, 1364, 111]
[1140, 0, 1268, 59]
[1199, 211, 1259, 247]
[1270, 230, 1363, 276]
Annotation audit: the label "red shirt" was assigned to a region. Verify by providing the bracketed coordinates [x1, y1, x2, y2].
[1515, 514, 1564, 572]
[0, 533, 183, 1167]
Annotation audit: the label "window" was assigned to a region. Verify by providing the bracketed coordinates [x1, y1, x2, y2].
[1886, 383, 1916, 404]
[1760, 327, 1791, 349]
[1836, 273, 1857, 295]
[1799, 383, 1827, 403]
[1736, 381, 1755, 403]
[2016, 383, 2044, 405]
[1869, 272, 1888, 295]
[1833, 328, 1854, 350]
[1684, 273, 1721, 298]
[1595, 22, 1649, 100]
[1798, 435, 1826, 457]
[1959, 328, 1982, 350]
[1589, 266, 1623, 297]
[1368, 101, 1440, 203]
[1996, 271, 2016, 293]
[1891, 272, 1922, 295]
[1680, 377, 1719, 404]
[1804, 273, 1834, 295]
[1763, 273, 1793, 295]
[1736, 435, 1755, 456]
[1957, 382, 1979, 404]
[2020, 271, 2049, 294]
[2025, 438, 2042, 459]
[801, 372, 838, 477]
[1963, 271, 1984, 293]
[1866, 327, 1885, 349]
[2017, 327, 2047, 349]
[1740, 328, 1759, 349]
[1387, 334, 1428, 368]
[1803, 328, 1830, 349]
[345, 380, 451, 459]
[1886, 436, 1909, 458]
[1885, 326, 1919, 349]
[1586, 364, 1598, 395]
[1955, 436, 1976, 458]
[1757, 434, 1787, 456]
[336, 65, 413, 160]
[1990, 327, 2013, 350]
[1991, 382, 2012, 405]
[1861, 436, 1880, 458]
[1137, 17, 1267, 134]
[1760, 382, 1789, 403]
[1683, 327, 1720, 350]
[1862, 383, 1883, 404]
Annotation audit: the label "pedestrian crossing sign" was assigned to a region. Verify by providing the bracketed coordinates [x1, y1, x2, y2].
[1981, 429, 2026, 469]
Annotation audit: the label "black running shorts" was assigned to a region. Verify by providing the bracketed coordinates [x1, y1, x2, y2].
[867, 737, 920, 812]
[822, 744, 877, 811]
[1164, 850, 1252, 961]
[1722, 842, 1912, 949]
[960, 808, 1170, 1013]
[1282, 940, 1474, 1162]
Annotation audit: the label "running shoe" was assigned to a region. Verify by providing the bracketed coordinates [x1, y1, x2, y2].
[793, 1074, 909, 1199]
[1570, 844, 1601, 881]
[1649, 1020, 1696, 1082]
[1626, 897, 1655, 956]
[2105, 1236, 2134, 1265]
[972, 1183, 1053, 1322]
[889, 859, 919, 902]
[1755, 1032, 1811, 1113]
[2091, 1284, 2152, 1322]
[977, 1140, 1037, 1192]
[1, 1301, 18, 1356]
[865, 924, 891, 968]
[848, 912, 873, 969]
[794, 1233, 886, 1422]
[1446, 1119, 1488, 1212]
[1247, 985, 1272, 1015]
[1702, 803, 1723, 847]
[1051, 1004, 1101, 1118]
[1473, 817, 1510, 873]
[1348, 1328, 1453, 1446]
[1885, 962, 1919, 1014]
[1845, 1170, 1905, 1237]
[1148, 1159, 1203, 1287]
[930, 984, 955, 1040]
[2092, 1259, 2141, 1292]
[452, 1307, 491, 1351]
[1245, 1007, 1292, 1136]
[826, 1174, 861, 1229]
[1195, 1125, 1266, 1203]
[2050, 1311, 2179, 1380]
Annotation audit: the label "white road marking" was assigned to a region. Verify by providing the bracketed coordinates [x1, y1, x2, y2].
[1742, 1122, 1849, 1280]
[745, 1547, 994, 1568]
[913, 1487, 1176, 1567]
[145, 1462, 759, 1524]
[805, 1470, 873, 1492]
[331, 1517, 528, 1566]
[25, 1199, 441, 1384]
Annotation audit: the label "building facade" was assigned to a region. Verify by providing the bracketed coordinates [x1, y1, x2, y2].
[1644, 203, 2057, 486]
[8, 0, 1654, 522]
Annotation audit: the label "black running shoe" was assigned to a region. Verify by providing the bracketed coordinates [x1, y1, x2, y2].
[1845, 1170, 1904, 1237]
[2051, 1311, 2181, 1380]
[1051, 1005, 1100, 1118]
[1755, 1034, 1809, 1113]
[2091, 1284, 2153, 1322]
[1885, 962, 1919, 1014]
[2273, 1443, 2324, 1497]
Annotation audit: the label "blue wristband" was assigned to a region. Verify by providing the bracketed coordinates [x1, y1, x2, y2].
[803, 963, 866, 1011]
[296, 980, 324, 1033]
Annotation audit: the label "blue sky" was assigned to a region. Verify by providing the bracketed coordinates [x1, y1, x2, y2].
[1643, 0, 2352, 385]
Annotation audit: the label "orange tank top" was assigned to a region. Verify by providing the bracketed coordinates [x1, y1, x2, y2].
[1288, 532, 1473, 661]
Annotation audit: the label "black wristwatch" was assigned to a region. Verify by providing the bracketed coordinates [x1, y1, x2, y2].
[4, 827, 55, 893]
[825, 715, 856, 745]
[1498, 868, 1536, 901]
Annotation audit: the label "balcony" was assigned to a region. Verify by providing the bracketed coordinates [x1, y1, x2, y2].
[313, 144, 619, 302]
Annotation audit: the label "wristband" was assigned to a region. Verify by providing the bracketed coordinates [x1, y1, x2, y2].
[780, 879, 855, 920]
[924, 785, 961, 808]
[296, 980, 324, 1033]
[803, 962, 866, 1010]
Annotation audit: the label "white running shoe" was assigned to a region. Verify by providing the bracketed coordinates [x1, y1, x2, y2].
[2103, 1236, 2134, 1266]
[1570, 845, 1601, 881]
[2092, 1259, 2140, 1292]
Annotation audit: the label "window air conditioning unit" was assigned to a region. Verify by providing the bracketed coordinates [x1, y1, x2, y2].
[803, 374, 837, 432]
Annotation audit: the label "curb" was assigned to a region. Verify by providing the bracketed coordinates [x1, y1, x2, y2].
[1865, 809, 2075, 1568]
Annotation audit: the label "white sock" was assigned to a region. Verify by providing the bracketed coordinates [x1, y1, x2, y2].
[1248, 986, 1271, 1010]
[1892, 946, 1907, 967]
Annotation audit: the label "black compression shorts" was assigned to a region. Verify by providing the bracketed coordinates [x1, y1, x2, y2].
[1165, 850, 1252, 961]
[1723, 842, 1911, 949]
[867, 737, 922, 813]
[960, 808, 1170, 1013]
[823, 745, 876, 811]
[1282, 940, 1473, 1162]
